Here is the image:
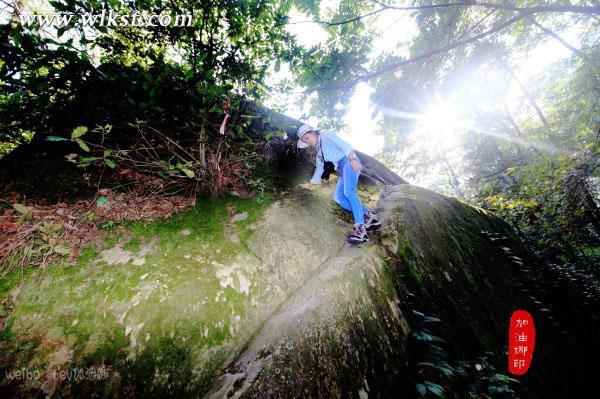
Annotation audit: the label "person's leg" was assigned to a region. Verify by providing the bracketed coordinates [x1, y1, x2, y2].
[341, 157, 369, 224]
[333, 174, 353, 211]
[333, 161, 370, 215]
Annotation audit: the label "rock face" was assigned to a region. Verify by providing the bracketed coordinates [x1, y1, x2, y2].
[203, 185, 411, 398]
[378, 184, 528, 354]
[202, 184, 537, 398]
[1, 163, 545, 398]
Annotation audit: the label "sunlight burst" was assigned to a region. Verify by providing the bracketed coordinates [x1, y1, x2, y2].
[418, 104, 462, 144]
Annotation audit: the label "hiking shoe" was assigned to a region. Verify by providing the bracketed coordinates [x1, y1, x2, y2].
[364, 211, 381, 231]
[347, 223, 369, 245]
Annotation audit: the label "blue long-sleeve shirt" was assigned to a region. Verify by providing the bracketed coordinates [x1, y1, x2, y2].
[310, 130, 354, 184]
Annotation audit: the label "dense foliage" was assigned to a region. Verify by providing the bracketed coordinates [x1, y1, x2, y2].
[1, 0, 303, 196]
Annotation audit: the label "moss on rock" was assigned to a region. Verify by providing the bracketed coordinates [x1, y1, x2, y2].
[0, 174, 545, 398]
[378, 184, 530, 356]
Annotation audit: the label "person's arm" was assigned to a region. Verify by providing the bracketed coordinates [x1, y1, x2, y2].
[310, 156, 324, 185]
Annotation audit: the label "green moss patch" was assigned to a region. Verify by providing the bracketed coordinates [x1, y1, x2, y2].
[0, 192, 276, 396]
[379, 185, 528, 356]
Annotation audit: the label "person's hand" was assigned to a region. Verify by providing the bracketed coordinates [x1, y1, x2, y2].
[350, 158, 362, 171]
[299, 182, 314, 190]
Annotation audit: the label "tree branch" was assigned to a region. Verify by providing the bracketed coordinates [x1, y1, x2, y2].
[299, 12, 529, 93]
[381, 1, 600, 15]
[282, 2, 599, 28]
[526, 15, 585, 57]
[278, 3, 598, 94]
[495, 56, 550, 130]
[276, 7, 387, 27]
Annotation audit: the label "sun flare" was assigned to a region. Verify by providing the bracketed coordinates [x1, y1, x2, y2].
[418, 104, 462, 143]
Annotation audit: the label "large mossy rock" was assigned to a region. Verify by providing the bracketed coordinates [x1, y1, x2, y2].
[202, 184, 537, 398]
[1, 165, 543, 397]
[378, 184, 527, 353]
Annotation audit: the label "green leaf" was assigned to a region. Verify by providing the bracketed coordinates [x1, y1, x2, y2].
[104, 158, 116, 169]
[14, 205, 33, 224]
[413, 331, 445, 343]
[71, 126, 88, 140]
[23, 245, 33, 257]
[40, 221, 61, 235]
[417, 362, 454, 377]
[99, 220, 116, 230]
[424, 381, 445, 397]
[12, 203, 31, 215]
[416, 383, 427, 397]
[489, 373, 519, 384]
[87, 212, 95, 221]
[488, 385, 511, 394]
[176, 163, 195, 178]
[182, 168, 195, 178]
[46, 135, 69, 141]
[65, 153, 78, 163]
[16, 213, 30, 226]
[96, 197, 109, 206]
[75, 139, 90, 152]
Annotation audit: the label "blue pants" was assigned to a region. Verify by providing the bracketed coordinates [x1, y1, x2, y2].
[333, 156, 370, 225]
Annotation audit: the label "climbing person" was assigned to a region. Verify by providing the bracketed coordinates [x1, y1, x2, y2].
[296, 124, 381, 244]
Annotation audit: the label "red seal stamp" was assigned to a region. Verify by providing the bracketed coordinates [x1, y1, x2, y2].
[508, 310, 535, 375]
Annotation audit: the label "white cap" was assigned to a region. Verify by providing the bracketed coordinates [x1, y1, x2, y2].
[297, 124, 316, 148]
